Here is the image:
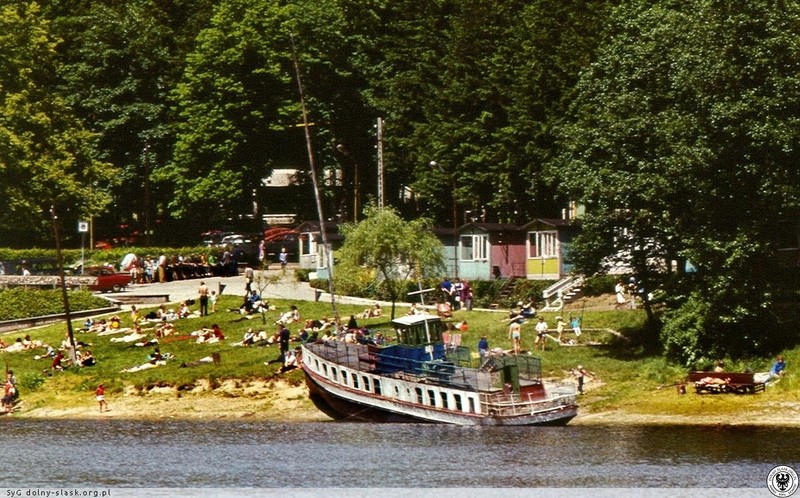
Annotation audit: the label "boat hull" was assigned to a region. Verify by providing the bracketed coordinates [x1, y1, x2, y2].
[302, 364, 577, 426]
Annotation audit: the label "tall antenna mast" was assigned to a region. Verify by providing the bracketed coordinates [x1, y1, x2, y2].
[289, 34, 339, 322]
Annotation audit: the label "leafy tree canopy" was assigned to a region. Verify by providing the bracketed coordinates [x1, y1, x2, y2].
[338, 205, 445, 318]
[0, 1, 117, 243]
[554, 0, 800, 362]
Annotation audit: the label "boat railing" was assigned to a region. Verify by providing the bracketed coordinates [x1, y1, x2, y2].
[480, 383, 577, 417]
[306, 340, 499, 393]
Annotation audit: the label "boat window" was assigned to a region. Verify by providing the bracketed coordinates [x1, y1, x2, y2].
[314, 359, 320, 370]
[331, 368, 338, 382]
[440, 392, 449, 409]
[374, 379, 382, 396]
[454, 394, 463, 411]
[342, 371, 348, 385]
[351, 373, 359, 389]
[394, 386, 400, 397]
[415, 387, 424, 404]
[362, 376, 370, 391]
[427, 389, 436, 407]
[468, 397, 476, 413]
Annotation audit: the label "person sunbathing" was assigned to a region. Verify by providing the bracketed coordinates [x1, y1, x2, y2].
[155, 322, 175, 338]
[120, 348, 171, 373]
[193, 324, 225, 343]
[232, 328, 257, 347]
[436, 301, 452, 318]
[3, 338, 26, 353]
[275, 305, 300, 325]
[22, 335, 35, 350]
[78, 350, 96, 367]
[87, 320, 109, 334]
[279, 349, 300, 373]
[110, 329, 146, 343]
[33, 344, 56, 360]
[180, 352, 221, 368]
[359, 304, 382, 319]
[177, 302, 191, 319]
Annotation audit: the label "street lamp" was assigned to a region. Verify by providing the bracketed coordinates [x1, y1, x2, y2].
[430, 161, 458, 279]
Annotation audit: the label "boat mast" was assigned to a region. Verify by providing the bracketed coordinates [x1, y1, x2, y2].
[289, 34, 339, 323]
[408, 286, 436, 360]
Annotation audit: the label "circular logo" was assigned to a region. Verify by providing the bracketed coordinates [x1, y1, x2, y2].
[768, 465, 799, 497]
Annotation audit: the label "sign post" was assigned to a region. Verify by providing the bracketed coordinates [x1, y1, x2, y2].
[78, 221, 89, 275]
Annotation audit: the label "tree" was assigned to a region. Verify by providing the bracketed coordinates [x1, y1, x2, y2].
[338, 205, 445, 319]
[347, 0, 612, 224]
[0, 1, 117, 245]
[162, 0, 362, 227]
[49, 0, 216, 245]
[554, 0, 800, 362]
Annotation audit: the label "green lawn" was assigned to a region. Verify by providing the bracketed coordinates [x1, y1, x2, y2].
[4, 295, 798, 419]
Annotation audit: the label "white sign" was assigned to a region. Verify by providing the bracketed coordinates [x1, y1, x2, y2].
[78, 221, 89, 233]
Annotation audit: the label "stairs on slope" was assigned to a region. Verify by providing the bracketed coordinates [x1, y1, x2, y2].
[489, 277, 520, 309]
[540, 275, 584, 312]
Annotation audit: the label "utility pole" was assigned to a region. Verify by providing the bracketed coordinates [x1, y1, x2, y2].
[376, 117, 384, 207]
[290, 34, 339, 324]
[51, 205, 76, 363]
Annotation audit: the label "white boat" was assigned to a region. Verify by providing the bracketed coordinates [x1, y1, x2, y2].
[301, 314, 578, 425]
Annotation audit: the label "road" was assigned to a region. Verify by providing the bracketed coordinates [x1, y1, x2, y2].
[120, 266, 381, 309]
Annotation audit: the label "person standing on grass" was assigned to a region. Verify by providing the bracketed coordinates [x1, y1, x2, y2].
[570, 314, 583, 337]
[96, 383, 109, 412]
[244, 265, 254, 294]
[198, 281, 209, 316]
[478, 336, 489, 364]
[534, 316, 549, 352]
[508, 320, 521, 355]
[555, 316, 567, 343]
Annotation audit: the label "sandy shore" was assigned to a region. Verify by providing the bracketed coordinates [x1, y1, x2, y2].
[12, 379, 800, 426]
[17, 379, 330, 422]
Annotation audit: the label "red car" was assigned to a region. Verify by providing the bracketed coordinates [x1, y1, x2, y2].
[84, 265, 131, 293]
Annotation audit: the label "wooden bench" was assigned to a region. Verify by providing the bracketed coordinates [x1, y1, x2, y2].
[688, 371, 765, 394]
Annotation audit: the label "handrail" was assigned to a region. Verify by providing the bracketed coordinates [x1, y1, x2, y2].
[542, 275, 583, 299]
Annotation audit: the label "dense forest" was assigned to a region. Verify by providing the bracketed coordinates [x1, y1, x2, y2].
[0, 0, 798, 362]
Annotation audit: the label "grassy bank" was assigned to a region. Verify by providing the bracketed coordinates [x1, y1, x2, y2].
[3, 293, 798, 425]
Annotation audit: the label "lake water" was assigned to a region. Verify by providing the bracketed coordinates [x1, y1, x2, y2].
[0, 420, 797, 496]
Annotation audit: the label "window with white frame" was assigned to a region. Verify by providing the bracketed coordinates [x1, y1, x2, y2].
[529, 231, 558, 258]
[461, 234, 488, 261]
[300, 233, 316, 256]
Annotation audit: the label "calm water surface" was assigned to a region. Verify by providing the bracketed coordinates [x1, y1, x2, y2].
[0, 419, 797, 488]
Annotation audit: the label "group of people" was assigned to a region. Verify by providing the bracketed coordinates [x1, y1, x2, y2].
[0, 335, 41, 353]
[507, 312, 583, 354]
[614, 277, 640, 310]
[440, 277, 473, 312]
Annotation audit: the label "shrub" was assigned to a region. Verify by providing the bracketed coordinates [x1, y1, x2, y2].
[295, 268, 313, 282]
[18, 372, 46, 392]
[0, 289, 110, 320]
[582, 274, 621, 297]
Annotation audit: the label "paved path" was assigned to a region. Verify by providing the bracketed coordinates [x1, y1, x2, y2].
[122, 266, 316, 306]
[119, 266, 426, 314]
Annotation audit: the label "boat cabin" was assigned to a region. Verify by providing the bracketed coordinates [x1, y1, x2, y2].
[391, 314, 444, 347]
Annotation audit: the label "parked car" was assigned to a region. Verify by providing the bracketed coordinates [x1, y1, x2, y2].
[84, 265, 131, 293]
[220, 233, 253, 246]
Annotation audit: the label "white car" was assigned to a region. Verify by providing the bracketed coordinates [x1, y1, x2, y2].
[220, 234, 251, 246]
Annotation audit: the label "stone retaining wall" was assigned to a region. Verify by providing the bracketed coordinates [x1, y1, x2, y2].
[0, 306, 120, 335]
[0, 275, 96, 289]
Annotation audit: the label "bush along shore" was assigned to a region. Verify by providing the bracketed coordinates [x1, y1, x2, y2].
[2, 290, 798, 425]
